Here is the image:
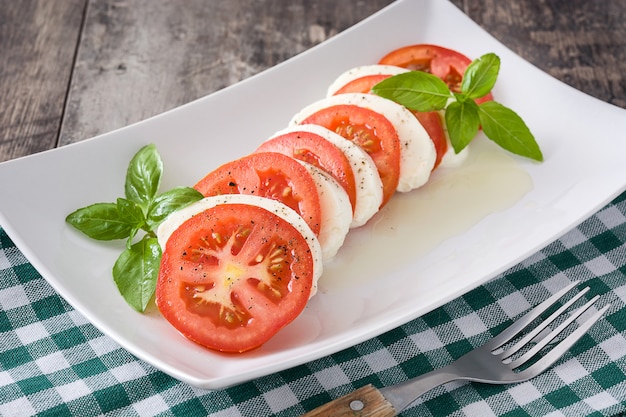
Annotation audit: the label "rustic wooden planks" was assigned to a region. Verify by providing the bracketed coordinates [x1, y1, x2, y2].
[458, 0, 626, 109]
[58, 0, 395, 146]
[0, 0, 624, 163]
[0, 0, 85, 162]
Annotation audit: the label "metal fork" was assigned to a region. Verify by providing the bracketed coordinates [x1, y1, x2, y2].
[302, 281, 609, 417]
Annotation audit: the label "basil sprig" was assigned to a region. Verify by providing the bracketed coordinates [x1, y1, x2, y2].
[66, 144, 203, 312]
[371, 53, 543, 161]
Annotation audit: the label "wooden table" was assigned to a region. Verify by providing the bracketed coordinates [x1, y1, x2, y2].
[1, 0, 625, 164]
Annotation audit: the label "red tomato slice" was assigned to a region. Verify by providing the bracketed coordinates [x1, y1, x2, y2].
[331, 73, 448, 170]
[379, 44, 494, 103]
[333, 74, 390, 96]
[194, 152, 321, 236]
[413, 111, 447, 170]
[255, 131, 357, 213]
[299, 105, 401, 207]
[156, 203, 315, 353]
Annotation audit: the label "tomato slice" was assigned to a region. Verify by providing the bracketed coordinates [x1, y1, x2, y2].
[333, 74, 390, 96]
[156, 202, 315, 353]
[194, 152, 321, 236]
[299, 105, 400, 207]
[256, 130, 357, 213]
[413, 111, 447, 170]
[379, 44, 493, 103]
[330, 73, 448, 170]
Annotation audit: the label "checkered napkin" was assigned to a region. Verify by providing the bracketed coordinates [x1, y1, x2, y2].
[2, 193, 626, 417]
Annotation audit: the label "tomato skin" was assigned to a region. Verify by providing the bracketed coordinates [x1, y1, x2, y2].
[333, 74, 390, 96]
[256, 131, 357, 213]
[330, 73, 448, 170]
[156, 203, 315, 353]
[413, 111, 447, 169]
[300, 104, 401, 207]
[194, 152, 321, 236]
[379, 44, 493, 103]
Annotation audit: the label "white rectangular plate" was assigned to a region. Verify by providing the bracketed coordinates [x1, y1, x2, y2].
[1, 0, 625, 389]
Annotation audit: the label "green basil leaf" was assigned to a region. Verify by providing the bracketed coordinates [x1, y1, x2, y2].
[112, 236, 161, 312]
[445, 100, 480, 153]
[117, 198, 146, 248]
[124, 144, 163, 211]
[146, 187, 204, 231]
[478, 101, 543, 161]
[66, 202, 133, 240]
[117, 197, 145, 226]
[126, 226, 142, 251]
[461, 53, 500, 100]
[371, 71, 451, 112]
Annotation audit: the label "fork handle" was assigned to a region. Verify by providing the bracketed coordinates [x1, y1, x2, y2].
[301, 366, 458, 416]
[300, 384, 397, 417]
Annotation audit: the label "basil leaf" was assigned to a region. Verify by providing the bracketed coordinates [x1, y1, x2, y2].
[146, 186, 204, 230]
[117, 198, 146, 249]
[66, 144, 205, 313]
[113, 236, 161, 312]
[126, 227, 141, 251]
[445, 100, 480, 153]
[478, 101, 543, 161]
[117, 197, 145, 226]
[124, 144, 163, 211]
[461, 53, 500, 100]
[372, 71, 451, 112]
[66, 202, 133, 240]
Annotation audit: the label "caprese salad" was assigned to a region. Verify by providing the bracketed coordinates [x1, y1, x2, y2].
[66, 44, 542, 353]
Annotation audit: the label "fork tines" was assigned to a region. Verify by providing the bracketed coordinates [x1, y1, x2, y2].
[488, 281, 609, 374]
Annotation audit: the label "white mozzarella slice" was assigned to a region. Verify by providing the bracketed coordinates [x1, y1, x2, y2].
[290, 93, 436, 193]
[268, 124, 383, 228]
[156, 194, 323, 298]
[326, 64, 409, 96]
[298, 161, 352, 262]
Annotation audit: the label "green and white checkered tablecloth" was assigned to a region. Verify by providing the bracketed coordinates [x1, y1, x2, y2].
[2, 192, 626, 416]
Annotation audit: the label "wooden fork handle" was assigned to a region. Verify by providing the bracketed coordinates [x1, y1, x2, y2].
[300, 384, 397, 417]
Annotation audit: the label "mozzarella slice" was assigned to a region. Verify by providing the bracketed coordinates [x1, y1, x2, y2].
[156, 194, 323, 298]
[298, 161, 352, 262]
[268, 124, 383, 228]
[290, 93, 436, 193]
[326, 64, 409, 96]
